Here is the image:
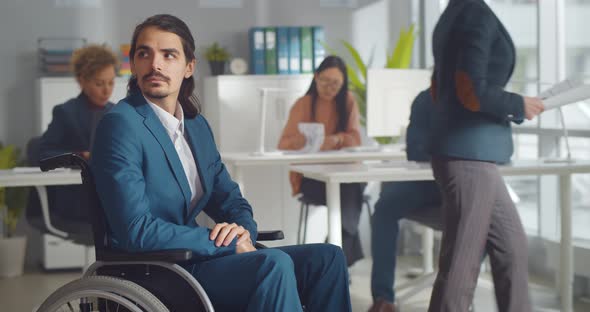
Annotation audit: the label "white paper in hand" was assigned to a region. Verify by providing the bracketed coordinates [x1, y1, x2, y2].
[298, 122, 324, 153]
[538, 78, 590, 110]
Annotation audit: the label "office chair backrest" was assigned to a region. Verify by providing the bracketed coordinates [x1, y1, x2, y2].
[26, 136, 42, 166]
[39, 153, 111, 258]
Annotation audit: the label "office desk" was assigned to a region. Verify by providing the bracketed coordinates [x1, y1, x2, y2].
[291, 160, 590, 312]
[0, 168, 82, 237]
[221, 150, 405, 195]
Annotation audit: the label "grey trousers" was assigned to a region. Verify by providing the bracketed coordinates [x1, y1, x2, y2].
[428, 158, 531, 312]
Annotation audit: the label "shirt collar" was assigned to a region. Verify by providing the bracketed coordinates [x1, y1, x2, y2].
[146, 97, 185, 138]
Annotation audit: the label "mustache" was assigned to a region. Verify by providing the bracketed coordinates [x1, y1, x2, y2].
[142, 71, 170, 82]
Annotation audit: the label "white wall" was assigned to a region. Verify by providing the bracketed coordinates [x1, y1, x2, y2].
[352, 0, 389, 69]
[0, 0, 115, 148]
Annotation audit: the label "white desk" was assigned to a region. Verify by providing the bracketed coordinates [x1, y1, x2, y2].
[291, 160, 590, 312]
[221, 150, 406, 195]
[0, 168, 82, 237]
[221, 150, 406, 246]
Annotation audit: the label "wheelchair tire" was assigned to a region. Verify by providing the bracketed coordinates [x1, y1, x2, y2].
[36, 275, 169, 312]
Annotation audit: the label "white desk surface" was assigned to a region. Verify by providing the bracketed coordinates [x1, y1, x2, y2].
[291, 159, 590, 184]
[221, 149, 406, 166]
[0, 168, 82, 187]
[291, 159, 590, 312]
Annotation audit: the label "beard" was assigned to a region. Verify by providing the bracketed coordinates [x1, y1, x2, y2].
[140, 71, 171, 100]
[143, 88, 169, 99]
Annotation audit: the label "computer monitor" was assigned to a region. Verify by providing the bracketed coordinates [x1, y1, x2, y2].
[366, 68, 431, 137]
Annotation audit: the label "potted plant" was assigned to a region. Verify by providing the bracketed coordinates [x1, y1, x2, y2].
[326, 24, 416, 144]
[204, 42, 230, 76]
[0, 143, 29, 278]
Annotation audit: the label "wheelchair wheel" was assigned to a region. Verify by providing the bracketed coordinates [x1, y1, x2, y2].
[36, 275, 169, 312]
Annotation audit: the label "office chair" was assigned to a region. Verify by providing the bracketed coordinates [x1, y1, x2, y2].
[297, 194, 372, 245]
[36, 153, 284, 312]
[394, 205, 443, 304]
[25, 137, 95, 269]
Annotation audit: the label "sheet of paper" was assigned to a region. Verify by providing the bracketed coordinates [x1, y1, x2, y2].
[298, 122, 325, 153]
[538, 78, 590, 110]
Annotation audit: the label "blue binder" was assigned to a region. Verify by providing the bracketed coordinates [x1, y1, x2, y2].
[249, 27, 266, 75]
[276, 27, 290, 75]
[288, 27, 301, 74]
[312, 26, 325, 70]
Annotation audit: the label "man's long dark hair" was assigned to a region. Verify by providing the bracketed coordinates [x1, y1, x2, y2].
[128, 14, 201, 118]
[306, 55, 349, 132]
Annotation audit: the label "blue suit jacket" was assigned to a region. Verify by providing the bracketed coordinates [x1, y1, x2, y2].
[430, 0, 524, 164]
[91, 93, 257, 260]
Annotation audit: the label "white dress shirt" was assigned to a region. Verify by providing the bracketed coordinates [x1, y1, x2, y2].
[147, 98, 204, 208]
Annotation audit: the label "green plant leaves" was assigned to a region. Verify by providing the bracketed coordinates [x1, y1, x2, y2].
[387, 24, 416, 69]
[341, 40, 367, 81]
[0, 145, 16, 170]
[0, 144, 27, 237]
[204, 42, 230, 62]
[325, 25, 416, 134]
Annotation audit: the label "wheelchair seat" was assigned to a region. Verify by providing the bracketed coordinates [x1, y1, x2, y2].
[36, 153, 284, 312]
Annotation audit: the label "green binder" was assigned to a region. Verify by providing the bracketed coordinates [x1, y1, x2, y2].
[264, 27, 278, 74]
[300, 27, 313, 74]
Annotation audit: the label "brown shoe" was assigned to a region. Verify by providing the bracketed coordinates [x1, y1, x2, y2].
[368, 298, 396, 312]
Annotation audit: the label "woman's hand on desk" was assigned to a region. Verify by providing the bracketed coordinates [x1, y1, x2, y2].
[321, 133, 343, 151]
[523, 96, 545, 120]
[279, 133, 306, 150]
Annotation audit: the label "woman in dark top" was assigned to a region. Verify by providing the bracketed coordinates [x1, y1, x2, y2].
[36, 44, 118, 223]
[40, 45, 118, 160]
[428, 1, 544, 311]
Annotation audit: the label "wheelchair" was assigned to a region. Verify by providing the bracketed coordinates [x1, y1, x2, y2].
[36, 153, 284, 312]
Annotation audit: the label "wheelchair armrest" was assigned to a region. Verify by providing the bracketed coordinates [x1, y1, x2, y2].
[99, 248, 194, 263]
[257, 230, 284, 241]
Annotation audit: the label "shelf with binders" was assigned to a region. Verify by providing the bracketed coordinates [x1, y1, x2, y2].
[37, 37, 86, 77]
[249, 26, 325, 76]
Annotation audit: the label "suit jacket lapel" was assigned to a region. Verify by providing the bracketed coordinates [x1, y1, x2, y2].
[131, 94, 192, 214]
[184, 119, 209, 221]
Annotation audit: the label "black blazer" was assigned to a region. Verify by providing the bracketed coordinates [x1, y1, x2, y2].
[430, 0, 524, 163]
[39, 93, 113, 159]
[29, 94, 113, 226]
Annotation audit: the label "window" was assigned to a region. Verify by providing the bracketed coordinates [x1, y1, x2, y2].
[488, 1, 541, 233]
[565, 0, 590, 241]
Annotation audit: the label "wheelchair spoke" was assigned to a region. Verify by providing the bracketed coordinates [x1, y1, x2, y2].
[37, 276, 169, 312]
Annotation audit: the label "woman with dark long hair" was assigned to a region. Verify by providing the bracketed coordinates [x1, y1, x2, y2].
[278, 55, 365, 266]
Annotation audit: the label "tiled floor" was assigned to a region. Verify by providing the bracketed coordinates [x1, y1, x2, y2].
[1, 257, 589, 312]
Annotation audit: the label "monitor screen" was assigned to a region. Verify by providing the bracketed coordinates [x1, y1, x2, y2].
[366, 69, 431, 137]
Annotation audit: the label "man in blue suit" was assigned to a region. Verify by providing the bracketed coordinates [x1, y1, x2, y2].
[91, 14, 352, 312]
[369, 90, 442, 312]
